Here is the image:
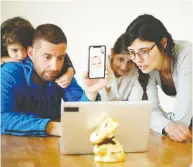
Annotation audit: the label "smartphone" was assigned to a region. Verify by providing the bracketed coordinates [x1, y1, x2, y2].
[88, 45, 106, 79]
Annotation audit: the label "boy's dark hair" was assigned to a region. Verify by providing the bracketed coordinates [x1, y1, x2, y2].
[113, 33, 127, 54]
[32, 24, 67, 46]
[1, 17, 34, 56]
[125, 14, 175, 57]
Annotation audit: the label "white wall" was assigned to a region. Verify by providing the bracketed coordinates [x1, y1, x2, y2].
[1, 1, 192, 113]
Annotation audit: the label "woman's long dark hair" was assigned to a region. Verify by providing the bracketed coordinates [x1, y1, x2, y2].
[124, 14, 175, 57]
[113, 33, 149, 100]
[124, 14, 176, 96]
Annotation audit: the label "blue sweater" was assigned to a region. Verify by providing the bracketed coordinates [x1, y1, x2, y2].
[1, 58, 99, 136]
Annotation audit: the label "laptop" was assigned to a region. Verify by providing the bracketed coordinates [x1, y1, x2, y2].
[59, 101, 152, 155]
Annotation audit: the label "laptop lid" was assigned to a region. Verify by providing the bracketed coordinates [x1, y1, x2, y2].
[59, 101, 152, 154]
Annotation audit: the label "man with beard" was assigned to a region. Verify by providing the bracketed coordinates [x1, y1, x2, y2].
[1, 24, 108, 137]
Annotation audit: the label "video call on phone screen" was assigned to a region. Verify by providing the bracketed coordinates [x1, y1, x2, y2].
[89, 46, 106, 79]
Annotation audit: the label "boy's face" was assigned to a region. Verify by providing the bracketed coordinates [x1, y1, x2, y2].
[7, 43, 27, 61]
[111, 53, 134, 77]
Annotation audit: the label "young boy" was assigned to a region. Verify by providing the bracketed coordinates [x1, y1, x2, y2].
[1, 16, 75, 88]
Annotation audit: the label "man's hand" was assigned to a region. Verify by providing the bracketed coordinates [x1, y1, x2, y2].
[83, 69, 109, 101]
[55, 67, 74, 88]
[165, 122, 192, 142]
[46, 121, 61, 136]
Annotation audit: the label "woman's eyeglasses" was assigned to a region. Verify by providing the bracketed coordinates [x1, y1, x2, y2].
[126, 43, 156, 60]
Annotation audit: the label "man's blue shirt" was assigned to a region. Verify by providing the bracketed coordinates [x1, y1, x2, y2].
[1, 58, 99, 136]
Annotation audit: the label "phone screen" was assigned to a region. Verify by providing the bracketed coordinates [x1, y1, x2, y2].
[88, 45, 106, 79]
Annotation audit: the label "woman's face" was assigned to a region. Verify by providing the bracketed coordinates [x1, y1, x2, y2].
[111, 53, 135, 77]
[127, 39, 163, 73]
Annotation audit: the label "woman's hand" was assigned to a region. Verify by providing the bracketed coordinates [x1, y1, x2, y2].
[165, 122, 192, 142]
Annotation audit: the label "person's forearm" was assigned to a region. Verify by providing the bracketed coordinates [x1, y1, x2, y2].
[64, 54, 76, 74]
[67, 67, 75, 75]
[1, 112, 51, 136]
[1, 56, 18, 63]
[46, 121, 61, 136]
[150, 111, 171, 135]
[85, 91, 98, 101]
[0, 60, 4, 66]
[0, 57, 6, 64]
[172, 73, 192, 126]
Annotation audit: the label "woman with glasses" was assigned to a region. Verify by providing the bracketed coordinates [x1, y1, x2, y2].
[100, 34, 161, 116]
[124, 14, 192, 142]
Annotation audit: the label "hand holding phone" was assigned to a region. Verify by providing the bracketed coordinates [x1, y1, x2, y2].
[88, 45, 106, 79]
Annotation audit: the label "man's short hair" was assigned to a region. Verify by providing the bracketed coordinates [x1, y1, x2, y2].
[32, 24, 67, 46]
